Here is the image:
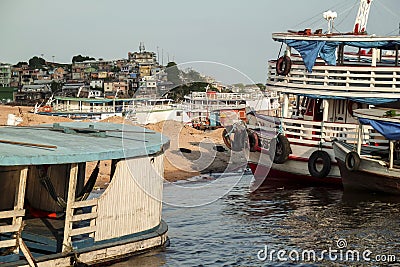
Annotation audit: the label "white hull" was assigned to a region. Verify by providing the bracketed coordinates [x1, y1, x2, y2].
[249, 142, 341, 184]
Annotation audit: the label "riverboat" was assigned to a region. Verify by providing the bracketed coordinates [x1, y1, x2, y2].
[333, 108, 400, 194]
[0, 122, 169, 266]
[233, 0, 400, 185]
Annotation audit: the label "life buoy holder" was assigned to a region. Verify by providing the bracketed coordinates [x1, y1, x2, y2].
[308, 150, 331, 178]
[345, 151, 360, 172]
[276, 56, 292, 76]
[269, 134, 291, 164]
[347, 101, 362, 117]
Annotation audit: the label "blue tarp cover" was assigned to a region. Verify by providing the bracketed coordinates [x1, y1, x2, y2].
[281, 39, 400, 72]
[359, 118, 400, 140]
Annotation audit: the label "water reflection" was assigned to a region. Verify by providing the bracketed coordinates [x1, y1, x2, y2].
[113, 175, 400, 266]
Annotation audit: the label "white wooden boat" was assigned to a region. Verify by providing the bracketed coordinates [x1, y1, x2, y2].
[235, 0, 400, 185]
[333, 108, 400, 194]
[0, 122, 169, 266]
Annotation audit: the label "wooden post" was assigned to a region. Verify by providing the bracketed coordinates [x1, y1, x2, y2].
[282, 94, 289, 118]
[357, 123, 362, 155]
[389, 140, 394, 169]
[13, 166, 28, 255]
[62, 163, 78, 253]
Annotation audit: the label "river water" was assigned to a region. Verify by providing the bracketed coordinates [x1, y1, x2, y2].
[112, 173, 400, 266]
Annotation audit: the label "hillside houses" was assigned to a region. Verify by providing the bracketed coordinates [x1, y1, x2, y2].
[1, 43, 171, 105]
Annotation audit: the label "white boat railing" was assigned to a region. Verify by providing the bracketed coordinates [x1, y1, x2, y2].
[267, 60, 400, 97]
[249, 116, 387, 147]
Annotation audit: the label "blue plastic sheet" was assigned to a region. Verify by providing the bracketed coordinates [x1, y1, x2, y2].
[281, 39, 400, 72]
[359, 118, 400, 140]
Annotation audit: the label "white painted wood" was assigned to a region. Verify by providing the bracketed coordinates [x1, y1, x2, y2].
[95, 155, 164, 241]
[18, 237, 38, 267]
[71, 212, 97, 222]
[70, 225, 96, 237]
[0, 224, 19, 233]
[62, 163, 78, 253]
[72, 198, 98, 209]
[0, 209, 25, 219]
[0, 239, 17, 248]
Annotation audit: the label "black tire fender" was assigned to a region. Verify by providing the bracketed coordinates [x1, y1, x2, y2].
[222, 128, 232, 150]
[270, 134, 291, 164]
[276, 56, 292, 76]
[345, 151, 360, 171]
[247, 129, 261, 152]
[308, 150, 332, 178]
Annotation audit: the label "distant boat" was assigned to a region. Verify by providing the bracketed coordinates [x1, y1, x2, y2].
[0, 122, 169, 265]
[183, 90, 279, 129]
[333, 109, 400, 195]
[36, 96, 189, 124]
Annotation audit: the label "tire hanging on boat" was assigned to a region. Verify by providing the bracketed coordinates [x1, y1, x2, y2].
[269, 134, 291, 164]
[222, 128, 232, 149]
[308, 150, 331, 178]
[247, 129, 261, 152]
[276, 56, 292, 76]
[345, 151, 360, 171]
[347, 101, 362, 117]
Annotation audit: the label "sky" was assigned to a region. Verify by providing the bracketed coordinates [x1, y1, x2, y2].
[1, 0, 399, 84]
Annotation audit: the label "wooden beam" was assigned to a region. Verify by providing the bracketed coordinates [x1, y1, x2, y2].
[0, 239, 17, 248]
[0, 209, 25, 219]
[70, 225, 97, 237]
[71, 212, 97, 222]
[62, 163, 78, 253]
[71, 198, 98, 209]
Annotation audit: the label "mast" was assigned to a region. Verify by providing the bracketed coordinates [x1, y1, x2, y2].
[354, 0, 373, 34]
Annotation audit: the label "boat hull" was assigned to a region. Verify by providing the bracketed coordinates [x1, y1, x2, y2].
[333, 141, 400, 195]
[248, 142, 342, 186]
[4, 221, 168, 267]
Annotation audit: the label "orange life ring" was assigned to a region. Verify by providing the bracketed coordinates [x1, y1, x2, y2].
[42, 105, 52, 112]
[276, 56, 292, 76]
[347, 101, 362, 117]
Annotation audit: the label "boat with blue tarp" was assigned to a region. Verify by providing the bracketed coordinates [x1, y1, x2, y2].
[239, 0, 400, 186]
[0, 122, 169, 266]
[333, 108, 400, 194]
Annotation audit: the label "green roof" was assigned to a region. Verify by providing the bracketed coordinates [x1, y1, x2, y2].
[0, 122, 169, 166]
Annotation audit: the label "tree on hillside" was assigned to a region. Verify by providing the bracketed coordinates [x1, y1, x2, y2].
[72, 55, 95, 63]
[28, 56, 46, 69]
[165, 62, 181, 85]
[165, 82, 210, 102]
[256, 83, 266, 91]
[14, 61, 28, 67]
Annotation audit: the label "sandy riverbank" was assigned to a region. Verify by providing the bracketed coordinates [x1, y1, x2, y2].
[0, 105, 235, 186]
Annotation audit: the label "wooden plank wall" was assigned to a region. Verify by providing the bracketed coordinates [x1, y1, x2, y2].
[25, 164, 70, 212]
[95, 154, 164, 241]
[0, 166, 23, 211]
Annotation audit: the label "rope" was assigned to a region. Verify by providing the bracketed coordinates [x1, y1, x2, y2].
[277, 42, 283, 60]
[37, 162, 100, 209]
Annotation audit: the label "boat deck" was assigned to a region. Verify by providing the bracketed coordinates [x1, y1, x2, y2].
[1, 217, 93, 258]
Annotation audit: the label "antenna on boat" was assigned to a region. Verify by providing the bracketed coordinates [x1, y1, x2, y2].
[323, 10, 337, 34]
[354, 0, 373, 34]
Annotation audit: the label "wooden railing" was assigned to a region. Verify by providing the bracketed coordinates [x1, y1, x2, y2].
[249, 116, 387, 147]
[267, 59, 400, 97]
[0, 209, 25, 249]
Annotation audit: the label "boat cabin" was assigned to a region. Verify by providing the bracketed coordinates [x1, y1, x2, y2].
[0, 122, 169, 266]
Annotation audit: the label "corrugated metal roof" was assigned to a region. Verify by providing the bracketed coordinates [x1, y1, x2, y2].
[0, 122, 168, 166]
